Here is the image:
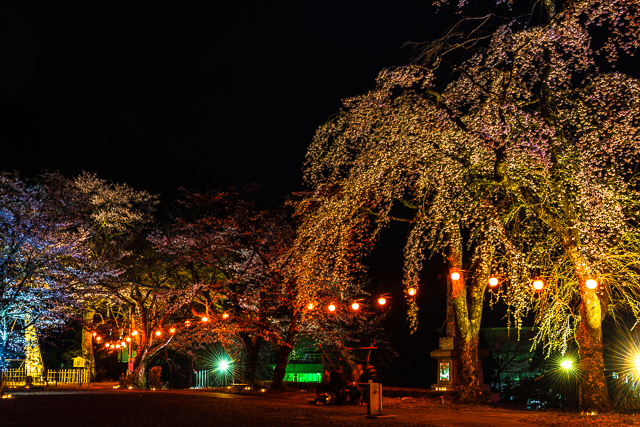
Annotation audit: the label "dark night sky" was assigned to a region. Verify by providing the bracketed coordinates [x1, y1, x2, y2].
[0, 1, 447, 200]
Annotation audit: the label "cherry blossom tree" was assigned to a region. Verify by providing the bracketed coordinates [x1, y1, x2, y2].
[300, 0, 640, 408]
[0, 173, 113, 389]
[72, 172, 158, 378]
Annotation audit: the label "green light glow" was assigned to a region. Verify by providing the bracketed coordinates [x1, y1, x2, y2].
[218, 360, 230, 372]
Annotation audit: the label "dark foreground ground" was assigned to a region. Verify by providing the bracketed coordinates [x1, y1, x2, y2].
[0, 386, 637, 427]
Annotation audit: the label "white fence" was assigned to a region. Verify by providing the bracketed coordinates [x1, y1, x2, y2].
[1, 367, 90, 386]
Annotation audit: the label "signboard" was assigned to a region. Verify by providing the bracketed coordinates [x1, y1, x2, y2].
[73, 357, 86, 368]
[439, 337, 454, 350]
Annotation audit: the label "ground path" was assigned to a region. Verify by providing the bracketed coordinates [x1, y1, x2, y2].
[0, 387, 633, 427]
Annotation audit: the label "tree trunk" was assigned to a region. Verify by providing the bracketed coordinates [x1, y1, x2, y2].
[447, 228, 490, 403]
[566, 246, 610, 411]
[270, 313, 299, 391]
[81, 310, 96, 380]
[456, 332, 480, 402]
[241, 334, 263, 386]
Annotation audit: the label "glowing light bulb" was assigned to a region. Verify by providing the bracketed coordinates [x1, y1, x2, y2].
[560, 360, 573, 370]
[378, 297, 386, 306]
[586, 279, 598, 289]
[327, 304, 336, 312]
[202, 316, 208, 322]
[169, 327, 176, 334]
[155, 330, 162, 337]
[125, 337, 131, 342]
[222, 313, 229, 319]
[488, 277, 499, 287]
[451, 272, 460, 281]
[110, 345, 115, 349]
[96, 336, 101, 341]
[351, 302, 360, 311]
[121, 341, 126, 347]
[408, 288, 416, 296]
[105, 343, 110, 348]
[92, 332, 97, 337]
[307, 303, 314, 310]
[185, 321, 191, 327]
[116, 344, 120, 349]
[533, 280, 544, 290]
[132, 330, 138, 336]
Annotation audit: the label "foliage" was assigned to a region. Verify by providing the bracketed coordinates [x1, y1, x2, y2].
[0, 173, 116, 367]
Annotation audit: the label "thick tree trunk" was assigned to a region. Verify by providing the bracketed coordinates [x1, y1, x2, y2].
[270, 313, 298, 391]
[456, 332, 480, 402]
[241, 335, 263, 386]
[447, 228, 490, 403]
[271, 345, 294, 391]
[81, 310, 96, 379]
[566, 247, 610, 411]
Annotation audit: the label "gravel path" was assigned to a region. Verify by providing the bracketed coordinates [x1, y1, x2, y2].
[0, 388, 542, 427]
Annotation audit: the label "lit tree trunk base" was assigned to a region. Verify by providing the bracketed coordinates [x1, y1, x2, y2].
[133, 364, 147, 389]
[454, 334, 482, 403]
[81, 310, 96, 380]
[576, 309, 610, 412]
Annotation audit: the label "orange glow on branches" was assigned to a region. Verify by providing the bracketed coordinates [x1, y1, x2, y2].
[307, 303, 314, 310]
[202, 316, 209, 322]
[132, 330, 138, 336]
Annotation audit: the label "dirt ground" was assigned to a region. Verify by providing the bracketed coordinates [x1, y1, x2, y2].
[1, 384, 639, 427]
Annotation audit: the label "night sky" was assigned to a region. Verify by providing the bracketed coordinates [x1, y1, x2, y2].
[0, 1, 448, 199]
